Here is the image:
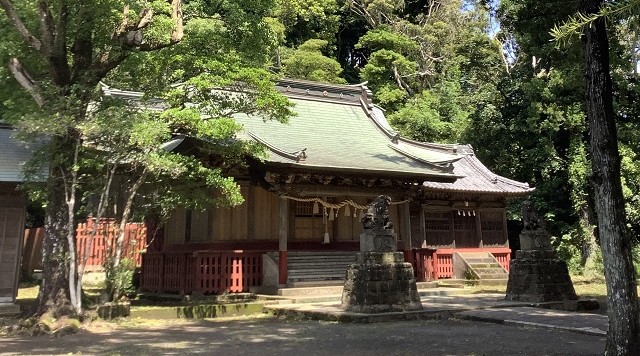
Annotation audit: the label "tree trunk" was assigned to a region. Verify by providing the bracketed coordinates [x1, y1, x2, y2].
[113, 171, 146, 268]
[579, 203, 599, 275]
[581, 0, 640, 353]
[36, 137, 74, 316]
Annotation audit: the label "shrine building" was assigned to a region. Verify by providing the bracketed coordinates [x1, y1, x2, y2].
[111, 79, 534, 295]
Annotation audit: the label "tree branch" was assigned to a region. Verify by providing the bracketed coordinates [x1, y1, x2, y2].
[37, 1, 55, 54]
[8, 58, 45, 107]
[170, 0, 183, 43]
[393, 65, 415, 96]
[0, 0, 42, 51]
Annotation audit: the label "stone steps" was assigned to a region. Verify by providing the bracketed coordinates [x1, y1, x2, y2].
[286, 251, 357, 284]
[456, 252, 509, 283]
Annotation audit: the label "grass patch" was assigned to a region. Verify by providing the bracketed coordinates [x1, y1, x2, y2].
[571, 275, 608, 297]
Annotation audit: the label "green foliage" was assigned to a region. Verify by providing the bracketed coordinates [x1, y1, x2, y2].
[552, 231, 588, 275]
[356, 25, 418, 53]
[273, 0, 339, 45]
[551, 0, 640, 45]
[388, 88, 468, 143]
[103, 257, 136, 302]
[282, 39, 347, 83]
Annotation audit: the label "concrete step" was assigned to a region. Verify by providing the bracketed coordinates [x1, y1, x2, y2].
[475, 273, 508, 280]
[418, 288, 472, 297]
[288, 271, 345, 277]
[472, 268, 507, 275]
[468, 263, 503, 269]
[0, 303, 20, 316]
[283, 294, 344, 303]
[288, 269, 348, 274]
[464, 258, 497, 264]
[289, 280, 344, 288]
[437, 280, 467, 288]
[275, 286, 471, 303]
[278, 285, 344, 297]
[478, 279, 509, 287]
[415, 281, 439, 289]
[288, 264, 350, 268]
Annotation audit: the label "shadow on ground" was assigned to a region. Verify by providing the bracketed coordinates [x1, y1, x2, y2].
[1, 316, 605, 356]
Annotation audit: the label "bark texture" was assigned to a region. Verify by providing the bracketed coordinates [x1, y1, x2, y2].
[36, 137, 74, 316]
[581, 0, 640, 354]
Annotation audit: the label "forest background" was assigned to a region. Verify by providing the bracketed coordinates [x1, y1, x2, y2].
[271, 0, 640, 276]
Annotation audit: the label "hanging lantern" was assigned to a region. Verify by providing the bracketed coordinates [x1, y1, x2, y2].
[313, 201, 319, 214]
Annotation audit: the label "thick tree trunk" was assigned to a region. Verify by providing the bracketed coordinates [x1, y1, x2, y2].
[581, 0, 640, 353]
[36, 137, 74, 316]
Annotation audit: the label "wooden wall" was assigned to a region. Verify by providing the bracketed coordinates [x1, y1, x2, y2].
[419, 201, 508, 249]
[0, 183, 25, 304]
[164, 185, 279, 245]
[163, 185, 407, 246]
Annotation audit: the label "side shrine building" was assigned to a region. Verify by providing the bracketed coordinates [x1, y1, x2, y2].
[133, 79, 533, 295]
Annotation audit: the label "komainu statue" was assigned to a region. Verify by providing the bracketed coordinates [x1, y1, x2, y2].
[361, 195, 393, 230]
[522, 200, 545, 230]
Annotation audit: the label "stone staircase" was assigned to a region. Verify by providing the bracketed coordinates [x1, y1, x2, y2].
[286, 251, 357, 286]
[453, 252, 509, 286]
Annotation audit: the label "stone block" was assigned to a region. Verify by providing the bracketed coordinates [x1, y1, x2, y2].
[505, 253, 578, 303]
[341, 252, 422, 313]
[360, 230, 397, 252]
[519, 230, 553, 251]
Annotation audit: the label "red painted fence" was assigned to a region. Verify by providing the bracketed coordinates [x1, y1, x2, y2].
[140, 251, 263, 295]
[412, 248, 511, 281]
[76, 219, 147, 268]
[22, 219, 147, 275]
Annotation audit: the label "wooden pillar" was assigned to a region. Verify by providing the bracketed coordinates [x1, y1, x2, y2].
[476, 210, 483, 249]
[401, 202, 412, 250]
[247, 185, 255, 239]
[419, 205, 426, 248]
[449, 210, 456, 249]
[401, 202, 414, 265]
[278, 197, 289, 285]
[502, 209, 509, 248]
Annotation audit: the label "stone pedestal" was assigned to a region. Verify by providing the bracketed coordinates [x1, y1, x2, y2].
[519, 229, 553, 250]
[341, 252, 422, 313]
[360, 229, 397, 252]
[505, 249, 578, 303]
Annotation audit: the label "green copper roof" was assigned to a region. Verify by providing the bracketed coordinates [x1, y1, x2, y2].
[234, 90, 463, 178]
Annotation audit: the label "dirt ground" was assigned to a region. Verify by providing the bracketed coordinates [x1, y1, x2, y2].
[1, 316, 604, 356]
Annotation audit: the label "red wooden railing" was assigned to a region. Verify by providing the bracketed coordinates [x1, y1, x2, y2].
[140, 250, 263, 295]
[412, 247, 511, 281]
[493, 251, 511, 272]
[22, 219, 147, 275]
[75, 218, 147, 268]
